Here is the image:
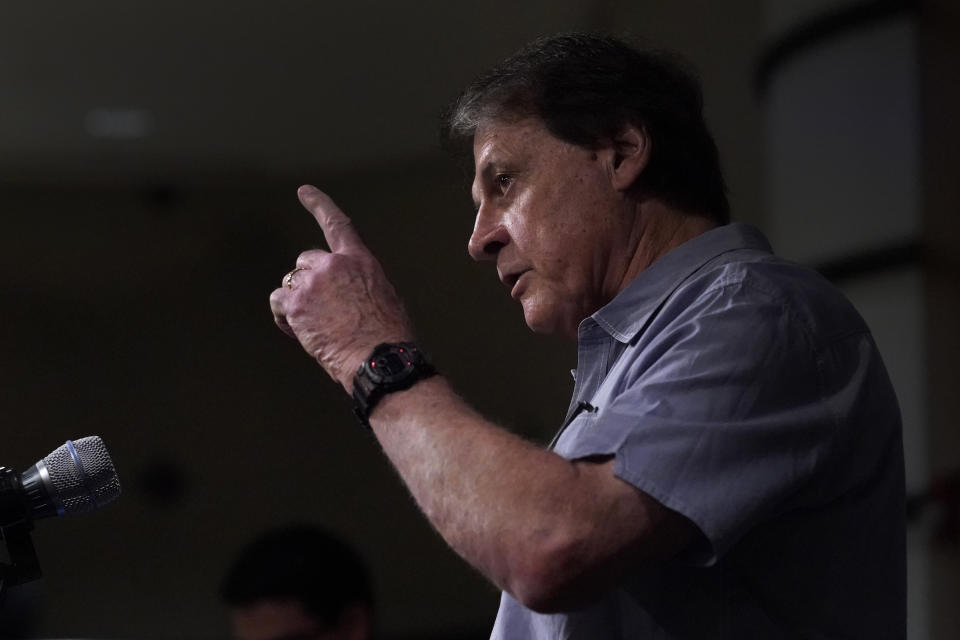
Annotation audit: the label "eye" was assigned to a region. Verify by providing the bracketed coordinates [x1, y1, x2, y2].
[495, 173, 514, 193]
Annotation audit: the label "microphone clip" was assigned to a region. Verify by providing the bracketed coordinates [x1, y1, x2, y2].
[0, 467, 42, 597]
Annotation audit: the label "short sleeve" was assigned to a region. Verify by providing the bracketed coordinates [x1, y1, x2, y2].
[556, 277, 852, 563]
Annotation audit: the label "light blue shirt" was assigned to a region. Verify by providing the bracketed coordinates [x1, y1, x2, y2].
[491, 224, 905, 639]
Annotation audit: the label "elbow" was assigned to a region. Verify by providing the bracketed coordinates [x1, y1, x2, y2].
[503, 537, 597, 614]
[509, 580, 571, 615]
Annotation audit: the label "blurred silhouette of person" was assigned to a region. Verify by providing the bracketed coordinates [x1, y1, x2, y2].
[221, 524, 375, 640]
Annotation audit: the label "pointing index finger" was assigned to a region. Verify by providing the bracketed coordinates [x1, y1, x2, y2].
[298, 184, 366, 254]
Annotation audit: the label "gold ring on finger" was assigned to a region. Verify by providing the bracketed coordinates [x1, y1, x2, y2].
[284, 267, 308, 289]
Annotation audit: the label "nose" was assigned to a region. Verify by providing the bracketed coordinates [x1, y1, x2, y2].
[467, 207, 509, 262]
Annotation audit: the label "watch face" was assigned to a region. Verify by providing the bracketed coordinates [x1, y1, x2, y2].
[367, 346, 417, 384]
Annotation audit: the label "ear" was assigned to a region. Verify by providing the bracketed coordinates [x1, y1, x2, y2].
[607, 124, 650, 192]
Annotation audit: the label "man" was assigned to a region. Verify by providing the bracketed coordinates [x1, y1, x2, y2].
[221, 525, 375, 640]
[269, 34, 905, 638]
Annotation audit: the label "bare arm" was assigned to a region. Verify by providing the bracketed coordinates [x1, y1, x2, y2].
[270, 187, 698, 612]
[370, 376, 697, 611]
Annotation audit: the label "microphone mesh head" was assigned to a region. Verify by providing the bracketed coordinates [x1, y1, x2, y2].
[42, 436, 121, 515]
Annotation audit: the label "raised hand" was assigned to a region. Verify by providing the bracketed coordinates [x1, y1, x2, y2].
[269, 185, 415, 391]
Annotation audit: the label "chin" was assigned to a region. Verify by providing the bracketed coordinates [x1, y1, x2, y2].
[522, 303, 577, 339]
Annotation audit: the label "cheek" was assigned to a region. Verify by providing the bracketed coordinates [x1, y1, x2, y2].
[516, 176, 613, 282]
[530, 221, 593, 286]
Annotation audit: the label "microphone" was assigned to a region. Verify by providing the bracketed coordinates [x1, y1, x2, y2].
[0, 436, 121, 525]
[0, 436, 121, 590]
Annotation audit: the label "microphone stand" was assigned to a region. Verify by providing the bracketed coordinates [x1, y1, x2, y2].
[0, 467, 42, 603]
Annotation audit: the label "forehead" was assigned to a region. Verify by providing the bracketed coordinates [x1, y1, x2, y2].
[472, 117, 555, 166]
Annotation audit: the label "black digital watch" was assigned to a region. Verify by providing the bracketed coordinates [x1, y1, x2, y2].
[352, 342, 436, 429]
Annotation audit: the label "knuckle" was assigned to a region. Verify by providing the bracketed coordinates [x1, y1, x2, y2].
[326, 217, 351, 232]
[296, 250, 319, 266]
[311, 252, 352, 275]
[306, 255, 334, 276]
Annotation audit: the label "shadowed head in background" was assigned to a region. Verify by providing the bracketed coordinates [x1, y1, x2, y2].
[221, 524, 374, 640]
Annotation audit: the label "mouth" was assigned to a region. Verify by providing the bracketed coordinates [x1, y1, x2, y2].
[506, 270, 530, 298]
[503, 272, 523, 289]
[498, 264, 531, 296]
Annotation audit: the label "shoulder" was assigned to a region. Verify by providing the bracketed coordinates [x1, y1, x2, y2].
[665, 250, 869, 349]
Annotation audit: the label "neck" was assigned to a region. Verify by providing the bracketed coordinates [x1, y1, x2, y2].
[614, 200, 719, 295]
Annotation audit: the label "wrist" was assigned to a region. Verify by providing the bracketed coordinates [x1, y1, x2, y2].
[351, 341, 436, 428]
[328, 334, 417, 393]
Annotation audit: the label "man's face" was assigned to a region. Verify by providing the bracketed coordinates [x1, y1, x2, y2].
[469, 117, 635, 338]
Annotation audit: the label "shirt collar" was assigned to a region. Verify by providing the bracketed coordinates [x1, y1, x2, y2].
[587, 223, 772, 343]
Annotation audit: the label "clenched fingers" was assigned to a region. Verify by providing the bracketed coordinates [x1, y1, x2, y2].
[269, 288, 296, 338]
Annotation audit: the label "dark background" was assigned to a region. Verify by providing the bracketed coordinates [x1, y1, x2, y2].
[1, 1, 956, 638]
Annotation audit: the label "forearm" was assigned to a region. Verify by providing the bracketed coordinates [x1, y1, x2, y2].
[366, 376, 661, 609]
